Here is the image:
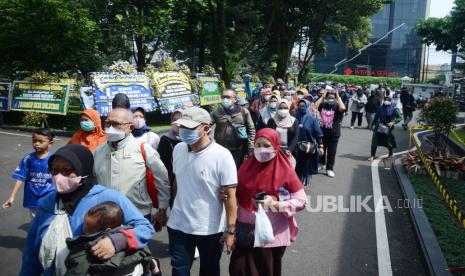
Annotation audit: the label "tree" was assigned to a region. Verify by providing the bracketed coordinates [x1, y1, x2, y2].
[418, 97, 459, 151]
[0, 0, 102, 75]
[166, 0, 262, 86]
[253, 0, 383, 81]
[416, 0, 465, 53]
[83, 0, 177, 71]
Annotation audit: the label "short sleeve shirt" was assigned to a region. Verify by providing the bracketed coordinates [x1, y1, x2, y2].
[318, 106, 344, 137]
[167, 142, 237, 235]
[12, 152, 55, 208]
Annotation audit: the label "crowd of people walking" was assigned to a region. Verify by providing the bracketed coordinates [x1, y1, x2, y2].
[2, 81, 416, 276]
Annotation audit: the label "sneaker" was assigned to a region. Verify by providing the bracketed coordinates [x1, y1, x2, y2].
[318, 165, 326, 171]
[402, 124, 407, 130]
[327, 170, 335, 178]
[350, 126, 354, 129]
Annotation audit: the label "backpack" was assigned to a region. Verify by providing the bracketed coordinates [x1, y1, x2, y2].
[140, 143, 158, 209]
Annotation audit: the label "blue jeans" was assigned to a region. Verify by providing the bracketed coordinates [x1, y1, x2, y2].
[168, 227, 223, 276]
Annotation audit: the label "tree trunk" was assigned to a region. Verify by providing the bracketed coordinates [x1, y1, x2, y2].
[274, 31, 296, 80]
[198, 20, 206, 71]
[208, 0, 231, 86]
[135, 36, 145, 71]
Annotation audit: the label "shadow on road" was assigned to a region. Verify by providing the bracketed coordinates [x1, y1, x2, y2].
[148, 239, 170, 258]
[335, 164, 378, 276]
[338, 153, 370, 162]
[18, 223, 30, 233]
[0, 235, 25, 250]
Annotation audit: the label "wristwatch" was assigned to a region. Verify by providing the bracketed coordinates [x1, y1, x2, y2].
[224, 226, 236, 234]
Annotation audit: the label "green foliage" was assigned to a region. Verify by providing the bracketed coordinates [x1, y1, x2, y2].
[419, 97, 459, 150]
[307, 73, 402, 88]
[410, 174, 465, 267]
[427, 74, 446, 85]
[22, 112, 49, 127]
[0, 0, 102, 75]
[88, 0, 177, 71]
[416, 0, 465, 53]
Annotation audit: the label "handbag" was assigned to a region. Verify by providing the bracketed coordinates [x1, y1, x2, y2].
[236, 222, 255, 247]
[377, 123, 390, 135]
[224, 108, 248, 140]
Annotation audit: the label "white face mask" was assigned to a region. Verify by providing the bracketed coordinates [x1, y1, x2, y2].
[105, 127, 127, 142]
[134, 118, 146, 129]
[384, 101, 392, 106]
[297, 95, 304, 100]
[277, 109, 289, 117]
[269, 102, 278, 109]
[264, 95, 272, 101]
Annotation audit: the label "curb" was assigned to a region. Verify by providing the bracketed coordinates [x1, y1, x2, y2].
[394, 158, 451, 276]
[446, 134, 465, 155]
[0, 125, 74, 137]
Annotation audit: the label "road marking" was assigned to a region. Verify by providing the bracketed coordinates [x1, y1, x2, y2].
[372, 128, 432, 276]
[0, 130, 62, 140]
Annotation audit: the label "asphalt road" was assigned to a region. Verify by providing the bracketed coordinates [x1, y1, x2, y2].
[0, 113, 427, 276]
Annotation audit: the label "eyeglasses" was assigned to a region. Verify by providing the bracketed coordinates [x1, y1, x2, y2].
[50, 167, 76, 176]
[104, 120, 132, 128]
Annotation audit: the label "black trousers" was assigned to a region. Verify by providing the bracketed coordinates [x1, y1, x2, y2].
[351, 112, 363, 127]
[319, 135, 340, 170]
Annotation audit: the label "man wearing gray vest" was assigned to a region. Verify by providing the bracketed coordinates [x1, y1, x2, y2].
[93, 108, 170, 229]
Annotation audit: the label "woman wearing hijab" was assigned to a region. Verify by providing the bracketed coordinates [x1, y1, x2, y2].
[315, 88, 346, 178]
[68, 109, 107, 152]
[257, 95, 280, 131]
[292, 99, 311, 124]
[132, 107, 160, 149]
[230, 128, 307, 276]
[157, 110, 182, 207]
[368, 96, 401, 161]
[266, 99, 299, 168]
[20, 144, 154, 276]
[294, 110, 324, 186]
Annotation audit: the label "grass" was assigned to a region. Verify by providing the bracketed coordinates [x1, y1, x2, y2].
[148, 123, 171, 132]
[409, 174, 465, 268]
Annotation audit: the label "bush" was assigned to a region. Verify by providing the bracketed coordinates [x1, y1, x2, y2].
[307, 73, 402, 88]
[418, 97, 459, 150]
[22, 112, 49, 127]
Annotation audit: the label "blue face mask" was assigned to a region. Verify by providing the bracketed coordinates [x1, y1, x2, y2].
[221, 98, 233, 109]
[80, 120, 95, 132]
[179, 127, 201, 145]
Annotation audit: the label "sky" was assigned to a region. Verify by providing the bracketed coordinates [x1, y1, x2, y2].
[427, 0, 455, 65]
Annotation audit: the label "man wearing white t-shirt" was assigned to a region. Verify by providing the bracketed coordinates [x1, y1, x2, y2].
[167, 107, 238, 276]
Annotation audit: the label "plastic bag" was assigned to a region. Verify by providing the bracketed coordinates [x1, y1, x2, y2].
[39, 208, 73, 276]
[253, 204, 275, 247]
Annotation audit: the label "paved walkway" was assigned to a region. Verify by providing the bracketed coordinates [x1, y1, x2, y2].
[0, 115, 427, 275]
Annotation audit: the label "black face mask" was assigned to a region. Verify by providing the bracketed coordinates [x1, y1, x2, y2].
[324, 99, 336, 109]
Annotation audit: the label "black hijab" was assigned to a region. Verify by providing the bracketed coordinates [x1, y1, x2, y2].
[48, 144, 95, 214]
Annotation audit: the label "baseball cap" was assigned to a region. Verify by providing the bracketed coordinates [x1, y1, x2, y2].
[174, 107, 211, 128]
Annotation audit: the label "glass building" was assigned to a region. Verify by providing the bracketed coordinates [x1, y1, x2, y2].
[314, 0, 430, 80]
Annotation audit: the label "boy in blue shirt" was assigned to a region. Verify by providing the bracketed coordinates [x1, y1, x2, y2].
[3, 129, 56, 218]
